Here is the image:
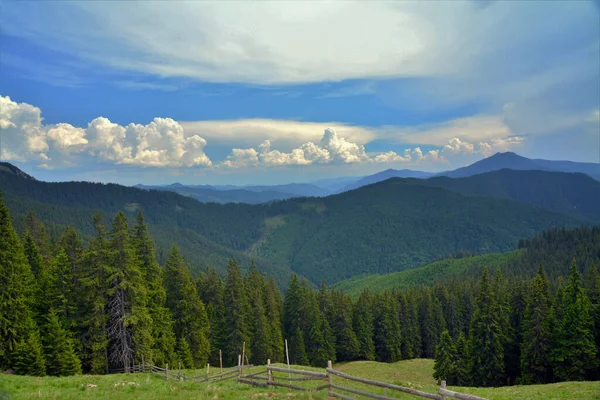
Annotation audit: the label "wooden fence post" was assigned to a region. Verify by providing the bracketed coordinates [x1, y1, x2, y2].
[141, 354, 145, 372]
[207, 363, 210, 378]
[241, 342, 246, 376]
[166, 363, 169, 380]
[267, 359, 272, 386]
[219, 349, 223, 373]
[179, 362, 182, 381]
[238, 354, 242, 378]
[441, 380, 447, 400]
[327, 360, 333, 397]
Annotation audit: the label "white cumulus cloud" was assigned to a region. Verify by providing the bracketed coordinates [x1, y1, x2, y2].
[0, 95, 211, 168]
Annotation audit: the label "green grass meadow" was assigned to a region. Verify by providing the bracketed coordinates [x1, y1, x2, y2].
[2, 359, 599, 400]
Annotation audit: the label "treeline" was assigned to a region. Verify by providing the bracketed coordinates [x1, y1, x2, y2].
[1, 194, 599, 388]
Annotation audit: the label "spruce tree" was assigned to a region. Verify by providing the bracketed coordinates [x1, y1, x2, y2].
[164, 246, 211, 367]
[584, 263, 600, 379]
[221, 259, 251, 366]
[283, 275, 308, 365]
[176, 337, 194, 369]
[132, 211, 176, 366]
[105, 211, 152, 371]
[454, 332, 470, 386]
[264, 278, 284, 363]
[373, 291, 402, 362]
[43, 310, 82, 376]
[520, 265, 553, 384]
[469, 268, 505, 387]
[198, 267, 227, 366]
[420, 289, 446, 358]
[24, 211, 51, 262]
[12, 329, 46, 376]
[79, 213, 109, 374]
[329, 290, 360, 361]
[552, 261, 597, 381]
[433, 330, 457, 384]
[0, 192, 44, 373]
[353, 290, 375, 361]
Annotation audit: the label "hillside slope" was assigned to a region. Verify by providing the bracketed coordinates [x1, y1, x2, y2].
[422, 169, 600, 221]
[1, 164, 586, 284]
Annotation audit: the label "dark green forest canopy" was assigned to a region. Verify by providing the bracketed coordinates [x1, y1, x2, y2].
[0, 166, 593, 285]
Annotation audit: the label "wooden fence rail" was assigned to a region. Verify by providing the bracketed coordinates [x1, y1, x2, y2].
[107, 358, 487, 400]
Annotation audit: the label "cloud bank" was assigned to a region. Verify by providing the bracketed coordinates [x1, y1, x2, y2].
[0, 95, 211, 168]
[0, 94, 527, 170]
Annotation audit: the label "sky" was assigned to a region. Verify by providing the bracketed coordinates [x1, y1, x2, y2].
[0, 1, 599, 185]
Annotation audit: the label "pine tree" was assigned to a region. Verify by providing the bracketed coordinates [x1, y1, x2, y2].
[198, 267, 227, 366]
[220, 259, 251, 366]
[329, 290, 360, 362]
[420, 289, 446, 358]
[24, 211, 50, 262]
[245, 263, 270, 365]
[454, 332, 470, 386]
[353, 290, 375, 361]
[469, 268, 505, 387]
[43, 310, 82, 376]
[552, 261, 597, 381]
[79, 213, 109, 374]
[12, 329, 46, 376]
[283, 275, 309, 365]
[164, 246, 211, 367]
[373, 291, 402, 362]
[264, 278, 284, 363]
[584, 263, 600, 379]
[0, 191, 43, 373]
[132, 211, 176, 366]
[105, 211, 152, 371]
[520, 265, 553, 384]
[433, 330, 457, 384]
[45, 249, 77, 321]
[176, 337, 194, 369]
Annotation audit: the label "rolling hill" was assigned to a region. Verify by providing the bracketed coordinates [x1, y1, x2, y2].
[0, 162, 590, 284]
[421, 169, 600, 222]
[439, 152, 600, 179]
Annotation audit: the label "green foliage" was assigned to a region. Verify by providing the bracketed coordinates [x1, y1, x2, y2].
[43, 311, 82, 376]
[0, 191, 40, 371]
[353, 290, 375, 361]
[372, 291, 402, 363]
[12, 329, 46, 376]
[469, 268, 505, 387]
[552, 261, 598, 381]
[164, 246, 210, 367]
[433, 330, 457, 384]
[221, 259, 251, 366]
[521, 265, 553, 384]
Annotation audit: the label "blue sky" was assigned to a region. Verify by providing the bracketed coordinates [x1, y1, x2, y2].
[0, 1, 598, 185]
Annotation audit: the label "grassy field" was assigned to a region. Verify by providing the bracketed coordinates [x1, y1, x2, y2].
[1, 359, 598, 400]
[333, 251, 522, 298]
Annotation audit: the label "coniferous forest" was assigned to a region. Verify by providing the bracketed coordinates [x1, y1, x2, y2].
[1, 192, 599, 388]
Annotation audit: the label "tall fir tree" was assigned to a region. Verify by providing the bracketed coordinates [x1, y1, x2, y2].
[454, 332, 470, 386]
[373, 290, 402, 362]
[420, 289, 446, 358]
[0, 192, 45, 373]
[132, 211, 176, 366]
[79, 213, 109, 374]
[283, 275, 308, 365]
[43, 310, 82, 376]
[264, 278, 284, 363]
[520, 265, 553, 384]
[433, 330, 457, 384]
[552, 261, 597, 381]
[469, 268, 505, 387]
[583, 263, 600, 379]
[197, 267, 227, 366]
[329, 290, 360, 362]
[353, 290, 375, 361]
[105, 212, 153, 370]
[221, 259, 251, 366]
[164, 246, 211, 367]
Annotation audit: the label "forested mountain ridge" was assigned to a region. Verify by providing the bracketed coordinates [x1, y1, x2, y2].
[1, 163, 588, 285]
[419, 169, 600, 222]
[335, 225, 600, 297]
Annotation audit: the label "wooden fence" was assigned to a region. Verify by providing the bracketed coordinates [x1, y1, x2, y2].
[108, 358, 487, 400]
[236, 359, 488, 400]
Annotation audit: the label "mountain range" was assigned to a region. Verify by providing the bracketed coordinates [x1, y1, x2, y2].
[2, 153, 598, 285]
[134, 152, 600, 204]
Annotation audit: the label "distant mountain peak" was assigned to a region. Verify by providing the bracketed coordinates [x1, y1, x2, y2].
[0, 162, 37, 181]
